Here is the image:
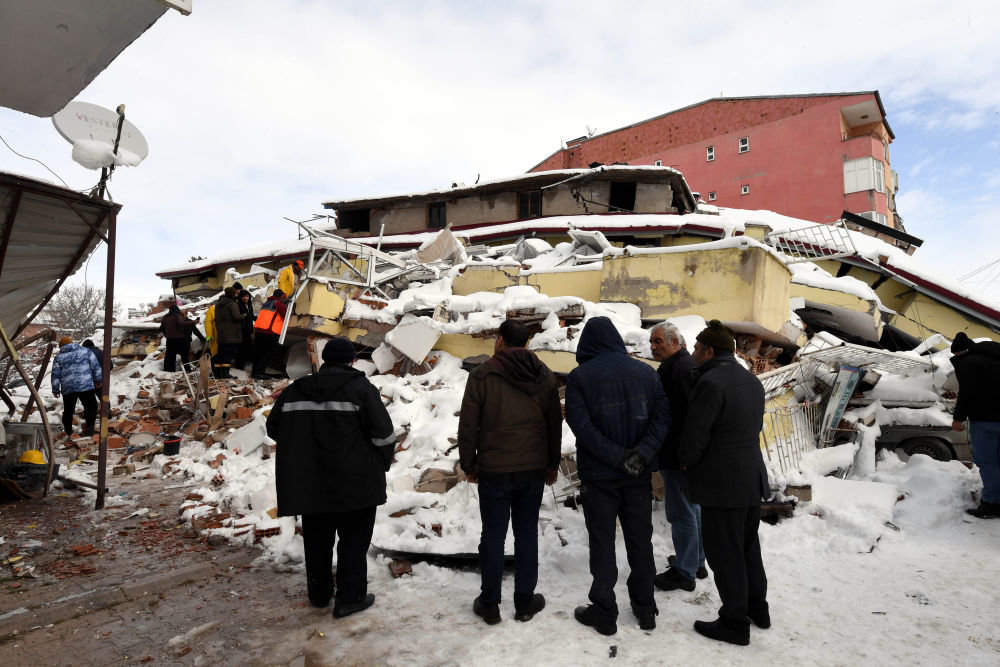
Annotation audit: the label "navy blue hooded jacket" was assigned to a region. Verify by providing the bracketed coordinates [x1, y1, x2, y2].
[565, 317, 669, 481]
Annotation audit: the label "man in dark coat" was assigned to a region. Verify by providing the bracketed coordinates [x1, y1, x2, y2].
[81, 339, 104, 401]
[159, 305, 205, 372]
[458, 319, 562, 625]
[265, 337, 395, 618]
[235, 289, 255, 371]
[565, 316, 669, 635]
[678, 320, 770, 646]
[648, 322, 705, 593]
[950, 332, 1000, 518]
[213, 287, 246, 378]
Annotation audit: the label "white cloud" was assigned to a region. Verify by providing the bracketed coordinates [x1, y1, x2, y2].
[1, 0, 1000, 304]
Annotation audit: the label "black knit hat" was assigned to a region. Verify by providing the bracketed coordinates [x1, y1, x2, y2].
[952, 332, 972, 354]
[696, 319, 736, 352]
[322, 337, 355, 364]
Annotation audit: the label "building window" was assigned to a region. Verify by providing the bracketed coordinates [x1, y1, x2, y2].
[653, 159, 662, 166]
[858, 211, 888, 226]
[338, 208, 370, 233]
[428, 202, 446, 229]
[844, 157, 886, 194]
[706, 146, 714, 162]
[518, 190, 542, 219]
[741, 184, 750, 195]
[739, 137, 749, 153]
[708, 192, 717, 201]
[608, 181, 637, 212]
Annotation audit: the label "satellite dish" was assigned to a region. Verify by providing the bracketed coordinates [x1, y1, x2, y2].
[52, 101, 148, 170]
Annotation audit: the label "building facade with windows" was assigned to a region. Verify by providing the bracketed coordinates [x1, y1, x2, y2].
[530, 92, 900, 229]
[322, 165, 696, 238]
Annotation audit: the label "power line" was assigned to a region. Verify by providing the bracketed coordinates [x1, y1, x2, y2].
[0, 133, 70, 188]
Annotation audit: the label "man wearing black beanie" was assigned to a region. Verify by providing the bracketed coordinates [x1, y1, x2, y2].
[679, 320, 770, 646]
[266, 336, 396, 618]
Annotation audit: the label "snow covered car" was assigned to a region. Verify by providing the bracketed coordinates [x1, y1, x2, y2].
[876, 425, 972, 462]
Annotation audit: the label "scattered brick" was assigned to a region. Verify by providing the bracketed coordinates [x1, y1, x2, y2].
[137, 390, 150, 399]
[236, 406, 254, 419]
[107, 435, 125, 449]
[389, 560, 412, 578]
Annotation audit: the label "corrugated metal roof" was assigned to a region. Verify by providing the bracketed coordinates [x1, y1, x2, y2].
[0, 173, 120, 338]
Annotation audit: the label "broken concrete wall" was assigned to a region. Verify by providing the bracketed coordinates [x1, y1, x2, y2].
[599, 244, 792, 334]
[451, 264, 602, 302]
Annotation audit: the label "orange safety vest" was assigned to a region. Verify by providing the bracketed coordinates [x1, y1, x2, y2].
[254, 302, 284, 335]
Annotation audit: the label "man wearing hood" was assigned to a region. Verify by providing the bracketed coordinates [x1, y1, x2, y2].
[679, 320, 769, 646]
[51, 336, 103, 436]
[458, 319, 562, 625]
[266, 337, 395, 619]
[158, 305, 205, 372]
[565, 316, 669, 635]
[950, 331, 1000, 519]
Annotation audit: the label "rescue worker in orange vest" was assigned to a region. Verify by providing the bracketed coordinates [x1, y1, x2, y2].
[277, 260, 305, 302]
[252, 289, 287, 379]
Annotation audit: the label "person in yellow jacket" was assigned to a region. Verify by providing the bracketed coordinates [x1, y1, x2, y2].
[277, 260, 305, 301]
[204, 305, 219, 358]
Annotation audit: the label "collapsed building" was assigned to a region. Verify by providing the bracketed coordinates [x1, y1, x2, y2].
[112, 165, 997, 556]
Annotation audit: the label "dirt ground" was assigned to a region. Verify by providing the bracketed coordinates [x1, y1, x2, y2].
[0, 465, 347, 665]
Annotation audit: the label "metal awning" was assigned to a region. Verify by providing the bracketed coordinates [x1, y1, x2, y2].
[0, 173, 120, 339]
[799, 341, 932, 374]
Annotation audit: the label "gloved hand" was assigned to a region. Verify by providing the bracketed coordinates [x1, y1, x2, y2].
[621, 448, 646, 477]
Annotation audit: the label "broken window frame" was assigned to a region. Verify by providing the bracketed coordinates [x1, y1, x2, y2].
[517, 190, 542, 220]
[761, 221, 859, 264]
[428, 202, 447, 229]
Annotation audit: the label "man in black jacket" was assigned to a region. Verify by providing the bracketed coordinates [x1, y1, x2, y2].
[648, 322, 705, 593]
[679, 320, 769, 646]
[565, 317, 669, 635]
[265, 337, 395, 618]
[950, 332, 1000, 519]
[458, 319, 561, 625]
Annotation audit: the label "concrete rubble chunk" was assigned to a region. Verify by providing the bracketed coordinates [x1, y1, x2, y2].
[384, 318, 440, 364]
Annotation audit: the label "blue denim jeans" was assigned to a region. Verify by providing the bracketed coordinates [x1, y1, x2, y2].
[477, 474, 544, 604]
[970, 421, 1000, 504]
[661, 468, 704, 580]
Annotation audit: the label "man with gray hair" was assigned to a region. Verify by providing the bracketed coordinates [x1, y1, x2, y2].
[648, 322, 705, 593]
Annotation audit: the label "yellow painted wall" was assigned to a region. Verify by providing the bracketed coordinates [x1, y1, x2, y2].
[451, 264, 601, 301]
[293, 282, 346, 320]
[598, 246, 791, 329]
[891, 292, 1000, 345]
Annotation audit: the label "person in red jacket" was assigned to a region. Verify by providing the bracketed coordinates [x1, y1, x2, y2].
[252, 289, 287, 379]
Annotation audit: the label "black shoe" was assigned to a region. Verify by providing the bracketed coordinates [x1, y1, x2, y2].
[654, 567, 696, 592]
[574, 604, 617, 636]
[632, 604, 658, 631]
[693, 618, 750, 646]
[513, 593, 545, 622]
[309, 597, 331, 608]
[473, 596, 501, 625]
[966, 502, 1000, 519]
[748, 604, 771, 629]
[668, 554, 708, 579]
[333, 593, 375, 618]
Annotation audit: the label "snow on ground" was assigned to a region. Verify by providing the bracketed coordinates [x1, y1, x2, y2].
[99, 343, 998, 665]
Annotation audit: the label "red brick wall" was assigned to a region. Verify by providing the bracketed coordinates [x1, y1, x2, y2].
[530, 94, 892, 224]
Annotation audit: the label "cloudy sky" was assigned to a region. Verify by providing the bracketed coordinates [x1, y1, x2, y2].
[1, 1, 999, 308]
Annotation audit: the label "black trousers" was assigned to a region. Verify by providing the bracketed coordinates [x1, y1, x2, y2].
[62, 391, 98, 435]
[700, 505, 768, 626]
[252, 332, 279, 377]
[163, 337, 189, 372]
[580, 478, 656, 620]
[301, 507, 376, 606]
